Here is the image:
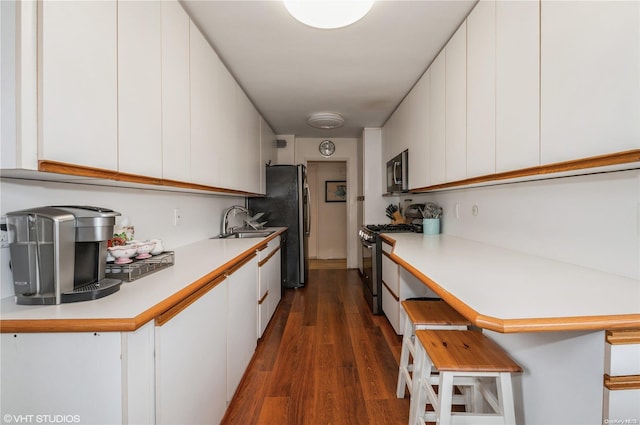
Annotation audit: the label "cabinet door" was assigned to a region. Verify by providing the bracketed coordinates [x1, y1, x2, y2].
[227, 256, 258, 401]
[381, 283, 400, 334]
[190, 22, 222, 186]
[495, 0, 540, 172]
[408, 69, 431, 189]
[156, 279, 228, 425]
[161, 0, 191, 182]
[234, 88, 261, 193]
[467, 0, 496, 178]
[540, 1, 640, 163]
[268, 248, 282, 320]
[1, 332, 122, 423]
[118, 0, 162, 178]
[382, 252, 399, 295]
[445, 22, 467, 182]
[429, 51, 446, 185]
[260, 117, 277, 194]
[39, 1, 117, 170]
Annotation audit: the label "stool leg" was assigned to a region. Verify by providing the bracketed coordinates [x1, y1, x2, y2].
[437, 371, 455, 425]
[396, 310, 414, 398]
[498, 372, 516, 424]
[408, 342, 426, 425]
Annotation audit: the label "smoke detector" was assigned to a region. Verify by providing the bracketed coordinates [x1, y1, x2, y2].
[307, 112, 344, 129]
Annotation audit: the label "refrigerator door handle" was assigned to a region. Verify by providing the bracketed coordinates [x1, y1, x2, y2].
[304, 184, 311, 236]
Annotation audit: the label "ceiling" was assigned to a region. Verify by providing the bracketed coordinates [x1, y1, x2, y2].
[180, 0, 478, 138]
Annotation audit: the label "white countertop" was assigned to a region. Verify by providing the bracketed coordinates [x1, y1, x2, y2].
[0, 228, 285, 331]
[384, 233, 640, 332]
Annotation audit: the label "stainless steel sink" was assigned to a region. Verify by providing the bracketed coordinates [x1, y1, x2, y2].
[213, 229, 274, 239]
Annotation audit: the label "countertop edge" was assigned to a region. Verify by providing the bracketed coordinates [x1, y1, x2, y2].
[382, 234, 640, 333]
[0, 229, 285, 334]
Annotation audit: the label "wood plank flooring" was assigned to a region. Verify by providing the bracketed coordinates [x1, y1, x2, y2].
[221, 268, 409, 425]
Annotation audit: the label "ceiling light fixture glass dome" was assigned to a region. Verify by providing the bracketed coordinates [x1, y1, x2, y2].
[283, 0, 375, 30]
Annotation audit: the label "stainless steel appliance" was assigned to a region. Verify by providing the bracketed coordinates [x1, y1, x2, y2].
[386, 149, 409, 193]
[6, 206, 122, 305]
[359, 223, 421, 314]
[248, 165, 309, 288]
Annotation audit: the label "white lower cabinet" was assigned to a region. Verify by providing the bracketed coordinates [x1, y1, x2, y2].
[226, 256, 258, 402]
[1, 253, 264, 425]
[381, 244, 440, 335]
[0, 323, 155, 425]
[155, 278, 228, 425]
[258, 237, 282, 338]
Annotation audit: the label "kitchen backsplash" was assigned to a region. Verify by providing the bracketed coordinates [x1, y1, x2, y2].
[407, 169, 640, 280]
[0, 178, 244, 299]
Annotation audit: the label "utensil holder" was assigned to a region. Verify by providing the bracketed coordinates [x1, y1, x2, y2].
[423, 218, 440, 235]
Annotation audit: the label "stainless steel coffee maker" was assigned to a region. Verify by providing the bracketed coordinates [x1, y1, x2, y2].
[6, 206, 122, 305]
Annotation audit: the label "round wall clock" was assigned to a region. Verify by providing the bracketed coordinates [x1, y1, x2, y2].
[319, 140, 336, 157]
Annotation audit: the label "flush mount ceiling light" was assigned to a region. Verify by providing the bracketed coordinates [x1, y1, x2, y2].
[307, 112, 345, 129]
[283, 0, 374, 30]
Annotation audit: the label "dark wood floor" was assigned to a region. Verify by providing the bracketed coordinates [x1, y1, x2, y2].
[221, 268, 410, 425]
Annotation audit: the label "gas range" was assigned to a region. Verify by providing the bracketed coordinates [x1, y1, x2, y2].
[359, 223, 422, 243]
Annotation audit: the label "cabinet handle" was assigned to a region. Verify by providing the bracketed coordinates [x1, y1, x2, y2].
[155, 274, 227, 326]
[258, 246, 281, 267]
[258, 290, 269, 305]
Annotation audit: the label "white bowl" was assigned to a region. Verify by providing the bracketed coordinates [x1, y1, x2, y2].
[134, 241, 156, 259]
[108, 245, 138, 264]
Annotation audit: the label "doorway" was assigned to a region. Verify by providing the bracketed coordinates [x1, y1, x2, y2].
[307, 161, 347, 267]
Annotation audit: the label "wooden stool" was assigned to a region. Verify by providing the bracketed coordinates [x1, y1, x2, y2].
[396, 300, 471, 398]
[410, 329, 522, 425]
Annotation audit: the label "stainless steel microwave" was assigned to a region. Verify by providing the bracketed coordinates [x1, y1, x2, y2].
[386, 149, 408, 193]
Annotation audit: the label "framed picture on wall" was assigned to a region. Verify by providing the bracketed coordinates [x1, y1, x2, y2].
[325, 181, 347, 202]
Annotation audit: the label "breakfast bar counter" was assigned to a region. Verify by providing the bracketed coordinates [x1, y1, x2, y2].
[381, 233, 640, 332]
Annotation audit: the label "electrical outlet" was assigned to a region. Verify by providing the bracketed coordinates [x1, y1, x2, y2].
[173, 208, 182, 226]
[455, 203, 460, 219]
[472, 205, 479, 217]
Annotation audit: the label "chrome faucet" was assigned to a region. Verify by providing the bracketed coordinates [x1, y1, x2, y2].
[220, 205, 250, 236]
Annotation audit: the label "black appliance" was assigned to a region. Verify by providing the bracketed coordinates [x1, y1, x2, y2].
[386, 149, 409, 193]
[248, 165, 310, 288]
[359, 223, 421, 314]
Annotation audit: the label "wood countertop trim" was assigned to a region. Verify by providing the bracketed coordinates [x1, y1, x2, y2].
[0, 236, 277, 333]
[385, 236, 640, 333]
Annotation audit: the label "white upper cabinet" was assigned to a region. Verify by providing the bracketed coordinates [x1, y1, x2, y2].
[466, 0, 496, 178]
[408, 70, 431, 189]
[234, 88, 261, 193]
[495, 0, 540, 172]
[260, 117, 277, 194]
[118, 1, 162, 178]
[540, 0, 640, 164]
[39, 1, 118, 170]
[429, 51, 447, 185]
[190, 21, 223, 187]
[161, 0, 191, 182]
[445, 22, 467, 182]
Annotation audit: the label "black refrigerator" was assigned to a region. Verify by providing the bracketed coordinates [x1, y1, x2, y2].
[248, 165, 309, 288]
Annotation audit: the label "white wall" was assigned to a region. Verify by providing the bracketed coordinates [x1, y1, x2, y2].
[0, 178, 244, 299]
[408, 169, 640, 280]
[275, 134, 295, 165]
[294, 137, 360, 269]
